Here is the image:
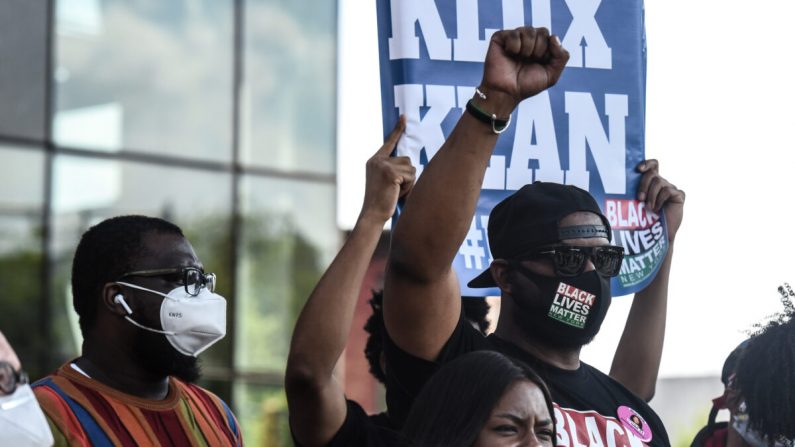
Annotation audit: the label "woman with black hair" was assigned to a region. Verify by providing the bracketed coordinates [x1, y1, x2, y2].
[300, 349, 556, 446]
[728, 287, 795, 447]
[403, 350, 556, 447]
[692, 284, 795, 447]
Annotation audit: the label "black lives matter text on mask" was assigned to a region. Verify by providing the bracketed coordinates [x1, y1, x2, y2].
[548, 282, 594, 329]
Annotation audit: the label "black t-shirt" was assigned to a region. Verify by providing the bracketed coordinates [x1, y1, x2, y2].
[292, 399, 405, 447]
[384, 313, 671, 447]
[368, 411, 398, 431]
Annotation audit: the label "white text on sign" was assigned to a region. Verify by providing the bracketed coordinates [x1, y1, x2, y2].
[394, 85, 628, 194]
[388, 0, 612, 69]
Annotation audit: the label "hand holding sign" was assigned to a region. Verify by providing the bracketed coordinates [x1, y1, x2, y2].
[636, 159, 686, 242]
[360, 116, 416, 225]
[479, 27, 570, 116]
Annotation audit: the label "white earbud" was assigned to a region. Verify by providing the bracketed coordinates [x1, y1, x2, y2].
[114, 294, 133, 315]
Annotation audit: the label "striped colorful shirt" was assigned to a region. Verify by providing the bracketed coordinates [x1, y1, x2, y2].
[32, 363, 243, 447]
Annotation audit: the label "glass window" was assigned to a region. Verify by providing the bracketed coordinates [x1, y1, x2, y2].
[241, 0, 337, 174]
[234, 382, 289, 446]
[0, 147, 45, 377]
[49, 155, 234, 368]
[54, 0, 234, 161]
[236, 176, 338, 373]
[0, 2, 48, 140]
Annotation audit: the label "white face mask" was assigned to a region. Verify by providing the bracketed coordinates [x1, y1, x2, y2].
[116, 281, 227, 357]
[0, 384, 54, 447]
[732, 401, 794, 447]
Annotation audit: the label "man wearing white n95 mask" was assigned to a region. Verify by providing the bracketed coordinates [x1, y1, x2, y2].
[0, 330, 54, 447]
[32, 215, 242, 446]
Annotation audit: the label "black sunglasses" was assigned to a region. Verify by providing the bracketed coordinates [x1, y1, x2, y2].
[519, 245, 625, 277]
[0, 361, 28, 396]
[120, 266, 216, 296]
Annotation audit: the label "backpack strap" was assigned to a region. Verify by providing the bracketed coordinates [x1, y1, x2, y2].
[690, 393, 730, 447]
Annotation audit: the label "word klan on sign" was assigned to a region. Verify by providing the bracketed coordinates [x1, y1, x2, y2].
[394, 86, 628, 194]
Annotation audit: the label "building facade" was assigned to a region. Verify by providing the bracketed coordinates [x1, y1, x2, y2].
[0, 0, 338, 443]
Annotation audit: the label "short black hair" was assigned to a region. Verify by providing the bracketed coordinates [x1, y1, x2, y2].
[363, 291, 490, 384]
[402, 351, 555, 446]
[733, 284, 795, 444]
[71, 215, 184, 336]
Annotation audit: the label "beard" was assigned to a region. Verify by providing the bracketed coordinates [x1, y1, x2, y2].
[131, 329, 201, 383]
[508, 288, 598, 351]
[511, 305, 597, 350]
[507, 267, 611, 352]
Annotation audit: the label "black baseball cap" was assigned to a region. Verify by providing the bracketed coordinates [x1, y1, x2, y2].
[467, 182, 612, 288]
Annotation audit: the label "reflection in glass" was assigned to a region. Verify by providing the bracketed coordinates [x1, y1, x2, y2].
[241, 0, 337, 174]
[4, 2, 342, 442]
[54, 0, 234, 161]
[0, 147, 45, 378]
[49, 155, 234, 370]
[237, 176, 338, 373]
[0, 2, 48, 140]
[234, 383, 289, 446]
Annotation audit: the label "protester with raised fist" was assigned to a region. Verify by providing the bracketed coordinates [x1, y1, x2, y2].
[382, 25, 685, 446]
[286, 117, 557, 447]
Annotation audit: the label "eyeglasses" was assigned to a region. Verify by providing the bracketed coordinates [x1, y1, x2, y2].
[520, 245, 625, 277]
[120, 266, 216, 296]
[0, 361, 28, 396]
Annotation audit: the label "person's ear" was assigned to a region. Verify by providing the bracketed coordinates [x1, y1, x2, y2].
[490, 259, 514, 294]
[102, 283, 130, 316]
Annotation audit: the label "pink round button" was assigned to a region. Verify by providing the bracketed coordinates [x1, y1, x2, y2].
[617, 405, 652, 442]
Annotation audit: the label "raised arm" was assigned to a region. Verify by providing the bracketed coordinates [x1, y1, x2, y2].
[609, 159, 685, 401]
[285, 119, 414, 447]
[384, 27, 569, 361]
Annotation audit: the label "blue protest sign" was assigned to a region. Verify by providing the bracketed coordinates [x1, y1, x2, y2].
[377, 0, 667, 297]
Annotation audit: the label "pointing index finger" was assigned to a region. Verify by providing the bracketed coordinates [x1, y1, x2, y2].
[377, 115, 406, 157]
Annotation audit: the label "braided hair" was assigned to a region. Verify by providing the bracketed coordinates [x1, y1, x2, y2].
[733, 283, 795, 444]
[363, 291, 491, 384]
[363, 290, 387, 383]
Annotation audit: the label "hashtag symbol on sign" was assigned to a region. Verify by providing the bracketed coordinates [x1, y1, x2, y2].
[459, 217, 486, 269]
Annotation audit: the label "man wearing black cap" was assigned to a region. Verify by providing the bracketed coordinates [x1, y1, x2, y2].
[382, 25, 684, 446]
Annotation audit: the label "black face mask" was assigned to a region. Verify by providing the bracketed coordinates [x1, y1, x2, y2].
[510, 263, 612, 349]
